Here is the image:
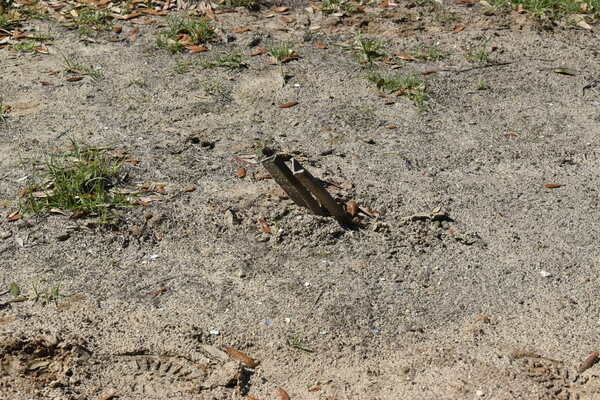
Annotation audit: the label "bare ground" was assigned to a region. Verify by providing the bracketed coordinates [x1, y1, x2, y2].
[1, 1, 600, 399]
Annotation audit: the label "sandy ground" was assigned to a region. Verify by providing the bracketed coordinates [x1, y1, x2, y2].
[1, 0, 600, 398]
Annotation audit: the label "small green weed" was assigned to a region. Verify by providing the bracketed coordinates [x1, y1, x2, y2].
[321, 0, 366, 14]
[19, 144, 133, 220]
[467, 39, 492, 64]
[174, 59, 193, 73]
[12, 40, 38, 52]
[198, 54, 247, 70]
[266, 43, 297, 64]
[491, 0, 599, 19]
[0, 100, 10, 123]
[411, 45, 447, 61]
[354, 34, 384, 64]
[30, 282, 63, 305]
[0, 8, 19, 29]
[368, 72, 428, 108]
[220, 0, 259, 10]
[476, 80, 489, 90]
[68, 7, 113, 35]
[157, 16, 214, 53]
[63, 56, 104, 80]
[287, 335, 315, 352]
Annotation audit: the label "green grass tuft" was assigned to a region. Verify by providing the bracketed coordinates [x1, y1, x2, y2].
[368, 72, 428, 108]
[157, 16, 214, 53]
[19, 144, 134, 220]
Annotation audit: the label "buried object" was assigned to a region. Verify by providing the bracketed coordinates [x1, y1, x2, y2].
[262, 154, 352, 225]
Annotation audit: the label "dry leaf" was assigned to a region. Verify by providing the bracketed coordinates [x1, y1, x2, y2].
[48, 69, 61, 75]
[396, 53, 414, 61]
[279, 101, 298, 108]
[553, 67, 576, 76]
[314, 42, 327, 49]
[124, 158, 140, 165]
[421, 68, 440, 75]
[183, 186, 197, 192]
[384, 101, 395, 105]
[237, 167, 247, 178]
[40, 81, 54, 86]
[130, 27, 139, 41]
[346, 200, 359, 217]
[113, 25, 122, 33]
[579, 352, 599, 373]
[140, 9, 167, 15]
[250, 47, 266, 56]
[7, 212, 22, 222]
[308, 386, 321, 392]
[387, 125, 397, 129]
[113, 12, 141, 20]
[233, 26, 252, 33]
[66, 76, 84, 82]
[178, 34, 193, 44]
[247, 397, 260, 400]
[280, 17, 296, 23]
[223, 346, 259, 368]
[505, 132, 519, 137]
[544, 183, 562, 189]
[276, 387, 290, 400]
[186, 45, 208, 53]
[35, 47, 49, 54]
[259, 219, 271, 233]
[273, 6, 289, 12]
[452, 25, 465, 33]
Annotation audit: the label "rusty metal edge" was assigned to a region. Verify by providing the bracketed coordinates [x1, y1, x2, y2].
[291, 158, 352, 225]
[261, 155, 327, 216]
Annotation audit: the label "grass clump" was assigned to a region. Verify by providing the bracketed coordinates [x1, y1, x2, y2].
[411, 45, 447, 61]
[0, 100, 10, 123]
[321, 0, 367, 14]
[354, 34, 384, 64]
[491, 0, 599, 19]
[198, 53, 247, 70]
[12, 40, 38, 52]
[157, 16, 214, 53]
[368, 72, 428, 108]
[19, 144, 133, 220]
[266, 43, 297, 64]
[467, 39, 492, 64]
[220, 0, 259, 10]
[68, 7, 112, 35]
[63, 56, 104, 80]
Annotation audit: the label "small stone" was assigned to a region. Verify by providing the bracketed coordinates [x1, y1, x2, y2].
[540, 270, 552, 278]
[224, 210, 240, 226]
[236, 268, 247, 278]
[56, 232, 70, 241]
[476, 390, 484, 397]
[209, 329, 220, 335]
[0, 231, 11, 240]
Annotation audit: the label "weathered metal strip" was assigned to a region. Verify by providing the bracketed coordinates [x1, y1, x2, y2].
[261, 155, 326, 216]
[291, 158, 352, 225]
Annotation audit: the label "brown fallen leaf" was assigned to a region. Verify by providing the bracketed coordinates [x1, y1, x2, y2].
[421, 68, 440, 75]
[384, 101, 395, 105]
[505, 132, 519, 137]
[452, 25, 465, 33]
[346, 200, 359, 217]
[149, 287, 167, 296]
[48, 69, 61, 75]
[186, 45, 208, 53]
[130, 27, 139, 41]
[233, 26, 252, 33]
[66, 76, 83, 82]
[40, 81, 54, 86]
[237, 167, 247, 178]
[308, 385, 321, 392]
[314, 42, 327, 49]
[113, 12, 141, 20]
[280, 17, 296, 23]
[279, 101, 298, 108]
[250, 47, 266, 56]
[280, 54, 299, 63]
[544, 183, 562, 189]
[7, 211, 22, 222]
[579, 352, 599, 373]
[183, 186, 197, 192]
[113, 25, 122, 33]
[277, 387, 290, 400]
[387, 125, 397, 129]
[140, 9, 167, 15]
[178, 34, 193, 45]
[273, 6, 289, 12]
[259, 219, 271, 233]
[124, 158, 141, 165]
[35, 47, 49, 54]
[223, 346, 259, 368]
[247, 397, 260, 400]
[396, 53, 415, 61]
